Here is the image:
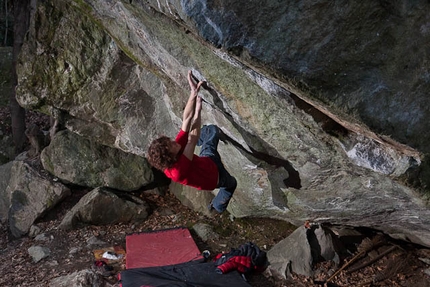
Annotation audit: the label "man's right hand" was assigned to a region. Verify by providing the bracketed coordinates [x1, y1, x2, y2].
[188, 71, 204, 95]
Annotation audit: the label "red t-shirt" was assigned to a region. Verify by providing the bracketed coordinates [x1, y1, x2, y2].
[164, 130, 218, 190]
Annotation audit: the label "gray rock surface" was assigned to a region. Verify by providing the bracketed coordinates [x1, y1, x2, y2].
[28, 245, 51, 263]
[28, 225, 42, 238]
[267, 225, 342, 278]
[7, 160, 71, 238]
[162, 0, 430, 165]
[169, 182, 216, 217]
[193, 223, 220, 242]
[86, 236, 108, 249]
[41, 130, 153, 191]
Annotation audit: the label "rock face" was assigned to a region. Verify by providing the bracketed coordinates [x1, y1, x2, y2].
[13, 0, 430, 247]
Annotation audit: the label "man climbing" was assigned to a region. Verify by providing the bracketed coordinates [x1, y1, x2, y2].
[147, 71, 237, 213]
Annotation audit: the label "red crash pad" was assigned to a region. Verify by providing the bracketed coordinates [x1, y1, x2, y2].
[125, 227, 203, 269]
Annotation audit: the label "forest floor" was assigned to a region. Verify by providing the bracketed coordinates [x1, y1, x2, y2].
[1, 186, 430, 287]
[1, 108, 430, 287]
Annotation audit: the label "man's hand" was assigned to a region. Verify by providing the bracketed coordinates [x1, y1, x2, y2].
[188, 71, 205, 95]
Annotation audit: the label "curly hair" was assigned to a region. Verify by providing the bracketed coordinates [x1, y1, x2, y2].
[146, 136, 177, 170]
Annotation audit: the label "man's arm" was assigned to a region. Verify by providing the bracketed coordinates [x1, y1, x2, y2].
[182, 96, 202, 161]
[181, 71, 204, 133]
[191, 95, 202, 141]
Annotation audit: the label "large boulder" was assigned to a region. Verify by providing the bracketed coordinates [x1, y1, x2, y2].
[59, 187, 150, 230]
[267, 224, 343, 278]
[154, 0, 430, 167]
[41, 130, 154, 191]
[14, 0, 430, 247]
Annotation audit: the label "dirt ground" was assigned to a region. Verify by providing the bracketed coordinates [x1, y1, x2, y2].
[1, 108, 430, 287]
[1, 187, 430, 287]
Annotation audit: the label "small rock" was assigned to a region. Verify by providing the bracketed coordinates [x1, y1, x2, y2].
[28, 225, 42, 238]
[35, 233, 50, 242]
[86, 236, 107, 248]
[159, 208, 174, 216]
[193, 223, 219, 242]
[69, 247, 81, 255]
[48, 260, 59, 266]
[28, 245, 51, 263]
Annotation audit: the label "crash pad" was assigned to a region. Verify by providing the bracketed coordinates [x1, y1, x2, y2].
[125, 227, 203, 269]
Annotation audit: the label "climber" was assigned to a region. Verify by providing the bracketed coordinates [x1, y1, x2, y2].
[146, 71, 237, 213]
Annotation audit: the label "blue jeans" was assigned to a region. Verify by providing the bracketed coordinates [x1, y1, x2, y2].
[198, 125, 237, 213]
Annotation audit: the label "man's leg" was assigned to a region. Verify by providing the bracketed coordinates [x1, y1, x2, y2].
[198, 125, 237, 213]
[210, 166, 237, 213]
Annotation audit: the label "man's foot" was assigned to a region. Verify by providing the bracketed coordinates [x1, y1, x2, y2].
[207, 203, 221, 217]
